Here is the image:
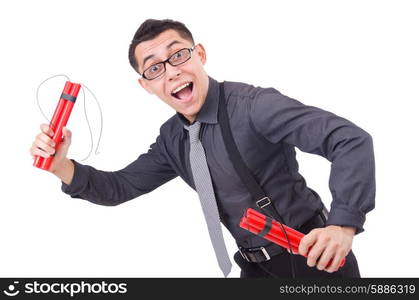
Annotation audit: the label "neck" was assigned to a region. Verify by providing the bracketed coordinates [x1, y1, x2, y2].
[184, 115, 196, 124]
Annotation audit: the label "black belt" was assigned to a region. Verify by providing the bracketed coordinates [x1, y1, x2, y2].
[238, 208, 328, 263]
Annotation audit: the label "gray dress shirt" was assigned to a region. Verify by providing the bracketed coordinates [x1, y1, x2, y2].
[62, 76, 375, 248]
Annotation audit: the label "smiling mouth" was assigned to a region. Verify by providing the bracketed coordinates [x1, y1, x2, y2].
[171, 82, 194, 102]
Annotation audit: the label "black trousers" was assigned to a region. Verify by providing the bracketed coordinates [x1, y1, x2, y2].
[234, 248, 360, 278]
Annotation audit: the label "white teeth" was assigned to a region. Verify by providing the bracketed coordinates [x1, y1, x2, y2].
[171, 82, 191, 95]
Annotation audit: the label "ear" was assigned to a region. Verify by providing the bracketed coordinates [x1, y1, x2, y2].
[195, 43, 207, 65]
[138, 78, 154, 94]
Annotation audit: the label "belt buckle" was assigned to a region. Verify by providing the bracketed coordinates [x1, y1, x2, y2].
[239, 246, 271, 263]
[257, 247, 270, 261]
[260, 247, 271, 260]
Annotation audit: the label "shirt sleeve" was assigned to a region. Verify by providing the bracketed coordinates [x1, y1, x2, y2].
[61, 134, 178, 206]
[249, 88, 376, 234]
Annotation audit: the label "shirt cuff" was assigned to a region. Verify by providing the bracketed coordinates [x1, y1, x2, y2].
[326, 204, 366, 234]
[61, 159, 89, 197]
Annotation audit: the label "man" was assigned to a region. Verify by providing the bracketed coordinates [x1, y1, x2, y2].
[30, 19, 375, 278]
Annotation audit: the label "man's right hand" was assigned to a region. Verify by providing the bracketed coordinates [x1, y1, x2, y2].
[30, 123, 75, 184]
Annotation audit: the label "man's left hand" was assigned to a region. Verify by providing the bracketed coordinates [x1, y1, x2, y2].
[298, 225, 356, 273]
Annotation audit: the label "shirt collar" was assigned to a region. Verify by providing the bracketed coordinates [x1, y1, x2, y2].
[176, 76, 220, 127]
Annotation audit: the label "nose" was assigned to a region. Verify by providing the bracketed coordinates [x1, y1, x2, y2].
[165, 63, 182, 81]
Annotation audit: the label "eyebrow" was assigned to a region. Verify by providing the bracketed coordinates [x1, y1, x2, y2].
[141, 40, 183, 69]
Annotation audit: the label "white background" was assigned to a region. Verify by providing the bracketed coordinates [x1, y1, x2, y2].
[0, 0, 418, 277]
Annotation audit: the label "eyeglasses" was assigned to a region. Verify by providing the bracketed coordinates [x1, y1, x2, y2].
[139, 46, 195, 80]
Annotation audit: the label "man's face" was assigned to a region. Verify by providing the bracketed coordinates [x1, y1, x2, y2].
[135, 29, 209, 123]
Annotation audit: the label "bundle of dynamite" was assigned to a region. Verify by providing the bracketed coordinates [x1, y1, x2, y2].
[239, 208, 345, 268]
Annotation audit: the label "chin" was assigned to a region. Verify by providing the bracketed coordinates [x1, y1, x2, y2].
[174, 96, 200, 114]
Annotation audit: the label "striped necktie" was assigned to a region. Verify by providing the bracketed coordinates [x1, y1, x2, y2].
[185, 121, 232, 277]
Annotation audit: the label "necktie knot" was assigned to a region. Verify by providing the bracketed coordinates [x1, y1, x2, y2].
[185, 121, 201, 144]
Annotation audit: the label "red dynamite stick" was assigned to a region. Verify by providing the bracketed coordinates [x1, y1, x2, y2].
[241, 217, 300, 251]
[240, 215, 300, 251]
[240, 219, 300, 253]
[240, 208, 345, 268]
[248, 208, 304, 239]
[245, 212, 302, 246]
[241, 218, 344, 269]
[240, 217, 342, 268]
[245, 209, 308, 249]
[240, 209, 345, 268]
[33, 81, 81, 170]
[240, 216, 345, 269]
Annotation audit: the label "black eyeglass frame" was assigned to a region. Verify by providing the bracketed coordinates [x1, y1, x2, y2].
[139, 46, 196, 80]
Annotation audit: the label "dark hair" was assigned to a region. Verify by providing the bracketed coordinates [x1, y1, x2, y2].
[128, 19, 195, 74]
